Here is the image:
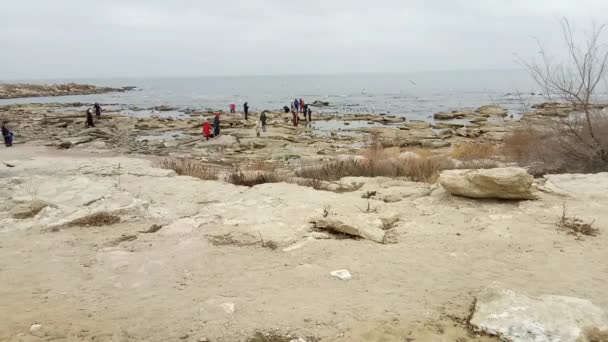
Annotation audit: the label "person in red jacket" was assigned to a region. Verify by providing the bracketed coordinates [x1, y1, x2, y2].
[202, 120, 212, 140]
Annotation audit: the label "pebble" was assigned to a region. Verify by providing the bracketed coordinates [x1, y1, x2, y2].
[220, 302, 236, 314]
[330, 269, 352, 281]
[198, 338, 210, 342]
[179, 333, 189, 340]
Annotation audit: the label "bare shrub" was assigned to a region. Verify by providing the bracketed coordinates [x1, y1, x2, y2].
[295, 177, 324, 190]
[584, 327, 608, 342]
[518, 19, 608, 173]
[450, 143, 497, 161]
[158, 158, 219, 180]
[227, 167, 283, 187]
[358, 201, 378, 214]
[70, 212, 120, 227]
[556, 203, 599, 238]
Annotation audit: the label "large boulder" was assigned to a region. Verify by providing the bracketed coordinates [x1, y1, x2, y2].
[470, 285, 608, 342]
[438, 167, 539, 200]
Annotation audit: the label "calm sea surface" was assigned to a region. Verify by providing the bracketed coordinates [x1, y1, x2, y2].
[1, 70, 549, 120]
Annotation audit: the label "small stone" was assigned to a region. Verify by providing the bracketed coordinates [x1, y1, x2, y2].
[220, 302, 236, 314]
[198, 338, 210, 342]
[179, 333, 189, 340]
[330, 269, 352, 281]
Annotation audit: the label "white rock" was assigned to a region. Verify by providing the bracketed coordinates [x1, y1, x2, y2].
[29, 324, 43, 337]
[439, 167, 539, 200]
[220, 302, 236, 314]
[330, 269, 352, 281]
[470, 285, 608, 342]
[290, 338, 307, 342]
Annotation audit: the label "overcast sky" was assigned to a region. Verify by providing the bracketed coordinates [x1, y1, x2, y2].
[1, 0, 607, 79]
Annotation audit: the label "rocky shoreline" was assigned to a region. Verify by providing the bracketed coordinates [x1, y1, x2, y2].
[0, 83, 136, 99]
[1, 100, 607, 341]
[0, 101, 524, 164]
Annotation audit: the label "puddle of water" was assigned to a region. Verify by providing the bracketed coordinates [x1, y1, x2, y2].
[311, 120, 387, 137]
[121, 109, 187, 119]
[136, 131, 190, 142]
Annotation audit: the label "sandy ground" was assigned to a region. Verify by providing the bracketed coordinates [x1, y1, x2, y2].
[1, 144, 607, 342]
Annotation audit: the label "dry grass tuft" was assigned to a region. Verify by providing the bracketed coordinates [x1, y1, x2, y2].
[12, 200, 48, 219]
[247, 331, 320, 342]
[158, 158, 219, 180]
[296, 147, 453, 183]
[70, 212, 120, 227]
[227, 167, 284, 187]
[242, 160, 276, 172]
[451, 143, 497, 161]
[556, 203, 599, 238]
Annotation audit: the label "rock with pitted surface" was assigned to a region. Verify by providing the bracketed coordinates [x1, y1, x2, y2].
[439, 167, 539, 200]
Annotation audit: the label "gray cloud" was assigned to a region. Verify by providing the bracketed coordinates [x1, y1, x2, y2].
[1, 0, 607, 79]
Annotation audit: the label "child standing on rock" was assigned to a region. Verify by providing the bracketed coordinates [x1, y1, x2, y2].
[202, 119, 212, 140]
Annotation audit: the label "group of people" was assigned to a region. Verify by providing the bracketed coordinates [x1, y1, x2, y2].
[285, 98, 312, 127]
[202, 112, 222, 140]
[85, 103, 103, 128]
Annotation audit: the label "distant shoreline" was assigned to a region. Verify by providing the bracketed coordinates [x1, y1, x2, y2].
[0, 83, 136, 100]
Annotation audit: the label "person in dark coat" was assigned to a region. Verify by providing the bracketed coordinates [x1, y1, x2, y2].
[213, 113, 221, 137]
[93, 103, 102, 117]
[243, 102, 249, 120]
[2, 121, 13, 147]
[260, 111, 268, 133]
[307, 106, 312, 122]
[283, 105, 290, 113]
[85, 108, 95, 128]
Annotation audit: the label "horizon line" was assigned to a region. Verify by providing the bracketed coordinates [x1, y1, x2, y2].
[1, 68, 528, 82]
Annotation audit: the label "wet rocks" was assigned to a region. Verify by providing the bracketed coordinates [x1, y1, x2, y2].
[310, 100, 330, 107]
[0, 83, 132, 99]
[470, 285, 608, 342]
[439, 167, 539, 200]
[475, 105, 508, 116]
[433, 111, 474, 120]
